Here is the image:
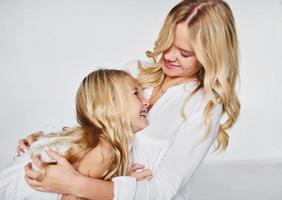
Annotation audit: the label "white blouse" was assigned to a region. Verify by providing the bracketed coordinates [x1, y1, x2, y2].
[112, 61, 223, 200]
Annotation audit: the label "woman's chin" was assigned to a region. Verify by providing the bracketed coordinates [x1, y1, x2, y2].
[162, 65, 181, 77]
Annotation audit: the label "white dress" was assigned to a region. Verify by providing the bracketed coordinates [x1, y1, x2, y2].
[0, 137, 68, 200]
[113, 61, 223, 200]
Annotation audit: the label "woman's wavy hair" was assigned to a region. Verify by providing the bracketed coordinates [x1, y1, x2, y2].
[137, 0, 240, 151]
[31, 69, 133, 180]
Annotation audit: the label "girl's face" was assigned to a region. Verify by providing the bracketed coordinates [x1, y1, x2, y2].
[162, 22, 202, 79]
[126, 75, 149, 133]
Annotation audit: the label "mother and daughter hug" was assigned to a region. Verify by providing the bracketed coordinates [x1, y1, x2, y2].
[0, 0, 240, 199]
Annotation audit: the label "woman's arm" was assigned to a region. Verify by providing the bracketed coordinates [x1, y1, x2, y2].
[25, 146, 152, 199]
[25, 149, 114, 200]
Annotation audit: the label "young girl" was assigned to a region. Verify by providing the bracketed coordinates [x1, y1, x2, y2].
[0, 69, 149, 200]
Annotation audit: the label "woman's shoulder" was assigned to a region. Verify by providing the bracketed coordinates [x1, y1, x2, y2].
[183, 86, 222, 120]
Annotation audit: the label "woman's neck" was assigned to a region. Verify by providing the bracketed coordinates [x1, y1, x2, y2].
[148, 75, 197, 111]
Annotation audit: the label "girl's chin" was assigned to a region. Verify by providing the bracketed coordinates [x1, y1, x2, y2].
[132, 122, 148, 133]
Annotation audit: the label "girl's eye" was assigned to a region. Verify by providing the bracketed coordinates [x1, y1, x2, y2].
[134, 91, 139, 95]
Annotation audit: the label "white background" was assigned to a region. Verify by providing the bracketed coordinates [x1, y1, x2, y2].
[0, 0, 282, 170]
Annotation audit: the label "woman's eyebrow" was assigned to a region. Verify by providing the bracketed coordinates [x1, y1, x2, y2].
[177, 46, 195, 54]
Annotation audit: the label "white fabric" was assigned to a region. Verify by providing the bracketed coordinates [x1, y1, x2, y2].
[0, 137, 68, 200]
[113, 61, 222, 200]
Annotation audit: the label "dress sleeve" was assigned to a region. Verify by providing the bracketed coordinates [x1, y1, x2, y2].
[113, 104, 222, 200]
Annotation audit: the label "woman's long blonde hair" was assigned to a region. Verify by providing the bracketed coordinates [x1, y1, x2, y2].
[137, 0, 240, 151]
[31, 69, 133, 180]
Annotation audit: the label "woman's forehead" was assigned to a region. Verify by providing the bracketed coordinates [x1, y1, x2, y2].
[174, 23, 195, 52]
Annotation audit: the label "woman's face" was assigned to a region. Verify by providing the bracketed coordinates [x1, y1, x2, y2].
[162, 22, 202, 79]
[126, 75, 149, 133]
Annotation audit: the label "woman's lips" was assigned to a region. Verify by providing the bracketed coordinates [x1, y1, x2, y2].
[164, 60, 179, 69]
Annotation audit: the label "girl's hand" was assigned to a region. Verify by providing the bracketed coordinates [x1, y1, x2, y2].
[24, 148, 79, 195]
[127, 163, 153, 181]
[17, 131, 43, 155]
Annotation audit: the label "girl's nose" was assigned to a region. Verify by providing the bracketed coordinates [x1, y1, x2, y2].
[142, 96, 149, 108]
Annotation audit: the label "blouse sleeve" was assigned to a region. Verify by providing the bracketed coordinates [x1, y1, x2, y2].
[121, 60, 139, 78]
[112, 103, 222, 200]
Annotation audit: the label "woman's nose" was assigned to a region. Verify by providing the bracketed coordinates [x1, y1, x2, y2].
[164, 46, 177, 62]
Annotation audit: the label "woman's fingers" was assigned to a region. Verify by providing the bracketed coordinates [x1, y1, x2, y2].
[143, 175, 153, 181]
[45, 148, 68, 165]
[32, 155, 43, 169]
[127, 163, 145, 175]
[24, 173, 46, 192]
[130, 168, 153, 181]
[129, 163, 145, 172]
[17, 139, 29, 154]
[17, 146, 25, 155]
[24, 163, 40, 180]
[19, 138, 28, 147]
[25, 174, 40, 186]
[128, 163, 153, 181]
[139, 169, 152, 178]
[27, 131, 43, 145]
[17, 131, 43, 155]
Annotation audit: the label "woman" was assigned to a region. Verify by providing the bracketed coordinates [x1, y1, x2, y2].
[1, 69, 150, 200]
[22, 0, 240, 199]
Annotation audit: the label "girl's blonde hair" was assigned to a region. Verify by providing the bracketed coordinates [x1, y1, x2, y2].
[32, 69, 133, 180]
[137, 0, 240, 151]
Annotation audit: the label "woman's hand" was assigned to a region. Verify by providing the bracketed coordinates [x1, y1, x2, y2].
[24, 148, 80, 195]
[17, 131, 43, 155]
[127, 163, 153, 181]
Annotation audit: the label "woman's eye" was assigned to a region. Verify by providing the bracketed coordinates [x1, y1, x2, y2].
[134, 91, 139, 95]
[181, 53, 191, 58]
